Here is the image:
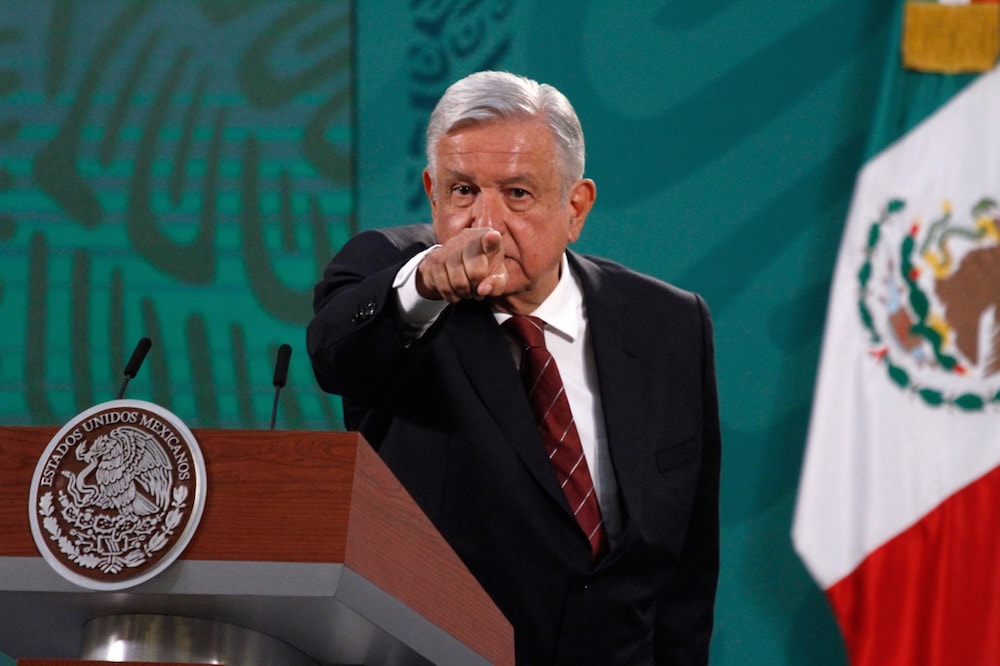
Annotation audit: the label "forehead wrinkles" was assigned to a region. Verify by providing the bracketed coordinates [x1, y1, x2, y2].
[439, 144, 537, 169]
[431, 121, 563, 197]
[438, 145, 547, 181]
[439, 121, 551, 161]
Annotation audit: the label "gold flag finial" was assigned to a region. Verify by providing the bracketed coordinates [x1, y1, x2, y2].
[902, 1, 1000, 73]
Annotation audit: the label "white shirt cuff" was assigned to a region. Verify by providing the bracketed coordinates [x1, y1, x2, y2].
[393, 245, 448, 336]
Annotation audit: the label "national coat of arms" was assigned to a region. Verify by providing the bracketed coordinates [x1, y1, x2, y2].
[29, 400, 206, 590]
[858, 197, 1000, 410]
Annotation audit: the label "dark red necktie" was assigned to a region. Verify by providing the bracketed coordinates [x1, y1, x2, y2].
[503, 315, 607, 559]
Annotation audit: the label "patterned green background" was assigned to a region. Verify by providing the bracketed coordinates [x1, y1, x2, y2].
[0, 0, 351, 433]
[0, 0, 901, 663]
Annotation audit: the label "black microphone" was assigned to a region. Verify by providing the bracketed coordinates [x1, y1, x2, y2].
[269, 344, 292, 430]
[117, 337, 152, 400]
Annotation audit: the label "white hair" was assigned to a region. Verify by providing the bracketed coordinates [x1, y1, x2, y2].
[425, 71, 586, 192]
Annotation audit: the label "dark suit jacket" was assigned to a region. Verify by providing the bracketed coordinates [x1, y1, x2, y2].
[307, 224, 721, 665]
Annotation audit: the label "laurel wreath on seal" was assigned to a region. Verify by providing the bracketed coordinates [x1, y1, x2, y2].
[858, 198, 1000, 411]
[37, 486, 188, 574]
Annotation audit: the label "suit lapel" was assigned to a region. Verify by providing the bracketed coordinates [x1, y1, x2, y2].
[569, 253, 648, 533]
[442, 254, 653, 530]
[445, 301, 571, 512]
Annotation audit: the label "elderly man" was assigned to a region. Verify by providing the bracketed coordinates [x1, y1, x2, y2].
[307, 70, 721, 664]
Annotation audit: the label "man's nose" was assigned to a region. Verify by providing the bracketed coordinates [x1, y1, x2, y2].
[471, 191, 504, 230]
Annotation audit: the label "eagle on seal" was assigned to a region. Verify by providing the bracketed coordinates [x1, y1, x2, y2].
[63, 425, 173, 516]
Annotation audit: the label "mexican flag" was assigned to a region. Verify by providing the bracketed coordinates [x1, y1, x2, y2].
[792, 2, 1000, 664]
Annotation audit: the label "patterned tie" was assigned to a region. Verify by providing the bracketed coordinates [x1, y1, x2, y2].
[503, 314, 607, 559]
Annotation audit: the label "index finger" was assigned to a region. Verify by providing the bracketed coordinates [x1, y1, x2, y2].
[480, 229, 503, 256]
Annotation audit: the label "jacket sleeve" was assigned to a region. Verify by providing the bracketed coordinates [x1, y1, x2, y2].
[306, 227, 439, 406]
[654, 293, 721, 664]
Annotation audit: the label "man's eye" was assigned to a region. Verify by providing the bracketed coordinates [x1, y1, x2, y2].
[452, 185, 473, 196]
[509, 188, 530, 198]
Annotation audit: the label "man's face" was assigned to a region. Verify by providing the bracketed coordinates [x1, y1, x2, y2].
[423, 118, 595, 312]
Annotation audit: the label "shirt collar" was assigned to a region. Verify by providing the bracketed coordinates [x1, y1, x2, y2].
[494, 253, 582, 343]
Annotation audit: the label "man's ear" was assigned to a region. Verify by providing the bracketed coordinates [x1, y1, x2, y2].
[423, 169, 436, 212]
[566, 178, 596, 243]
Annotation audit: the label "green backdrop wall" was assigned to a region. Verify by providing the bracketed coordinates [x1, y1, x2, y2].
[0, 1, 899, 663]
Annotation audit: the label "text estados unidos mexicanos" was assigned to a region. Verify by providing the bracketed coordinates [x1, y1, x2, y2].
[39, 411, 192, 486]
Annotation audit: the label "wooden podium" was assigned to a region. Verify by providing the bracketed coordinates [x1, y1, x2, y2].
[0, 427, 514, 665]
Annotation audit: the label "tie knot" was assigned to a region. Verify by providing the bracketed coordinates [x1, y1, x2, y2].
[503, 315, 547, 349]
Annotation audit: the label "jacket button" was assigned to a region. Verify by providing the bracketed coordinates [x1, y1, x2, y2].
[352, 299, 377, 325]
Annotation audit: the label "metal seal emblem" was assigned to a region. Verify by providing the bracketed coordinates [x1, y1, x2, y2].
[28, 400, 207, 590]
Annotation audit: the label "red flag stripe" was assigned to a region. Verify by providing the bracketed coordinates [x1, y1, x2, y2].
[827, 462, 1000, 665]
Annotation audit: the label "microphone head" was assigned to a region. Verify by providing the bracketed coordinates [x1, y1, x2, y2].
[123, 337, 152, 379]
[273, 343, 292, 388]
